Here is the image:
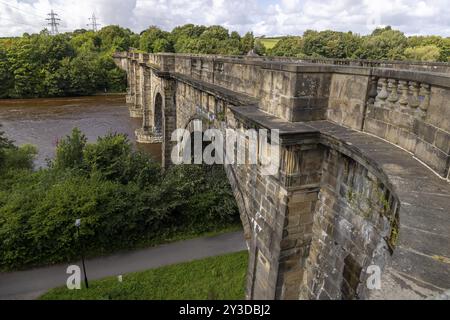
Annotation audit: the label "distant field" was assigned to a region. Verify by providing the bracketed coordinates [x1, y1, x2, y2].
[259, 37, 282, 49]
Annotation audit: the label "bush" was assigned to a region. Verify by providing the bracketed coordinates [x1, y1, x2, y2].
[2, 144, 37, 171]
[0, 128, 239, 270]
[54, 128, 87, 170]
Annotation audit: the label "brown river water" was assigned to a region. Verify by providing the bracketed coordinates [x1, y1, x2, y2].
[0, 95, 161, 167]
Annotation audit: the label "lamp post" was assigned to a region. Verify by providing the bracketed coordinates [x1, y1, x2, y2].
[75, 218, 89, 289]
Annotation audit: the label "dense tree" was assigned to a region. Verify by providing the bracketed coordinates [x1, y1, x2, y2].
[139, 26, 173, 53]
[253, 39, 266, 56]
[0, 46, 12, 98]
[269, 36, 304, 57]
[0, 125, 13, 169]
[97, 25, 136, 52]
[53, 128, 87, 170]
[240, 32, 255, 54]
[302, 30, 361, 59]
[404, 45, 442, 61]
[356, 27, 408, 60]
[407, 36, 450, 62]
[0, 27, 128, 98]
[266, 26, 448, 62]
[152, 38, 173, 53]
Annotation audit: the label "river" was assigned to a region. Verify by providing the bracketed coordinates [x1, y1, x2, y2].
[0, 95, 162, 167]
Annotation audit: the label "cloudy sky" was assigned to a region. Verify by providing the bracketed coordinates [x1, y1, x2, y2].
[0, 0, 449, 37]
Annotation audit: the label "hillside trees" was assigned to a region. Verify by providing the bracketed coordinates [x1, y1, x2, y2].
[267, 26, 448, 62]
[0, 27, 129, 98]
[1, 24, 448, 99]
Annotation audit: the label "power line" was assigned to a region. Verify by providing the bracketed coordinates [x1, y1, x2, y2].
[87, 13, 100, 32]
[0, 0, 47, 19]
[46, 9, 60, 35]
[0, 15, 44, 29]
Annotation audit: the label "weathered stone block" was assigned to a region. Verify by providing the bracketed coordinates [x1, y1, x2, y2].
[385, 124, 400, 145]
[364, 118, 387, 139]
[434, 129, 450, 154]
[413, 120, 437, 145]
[428, 86, 450, 133]
[414, 138, 449, 177]
[397, 128, 417, 153]
[327, 73, 369, 130]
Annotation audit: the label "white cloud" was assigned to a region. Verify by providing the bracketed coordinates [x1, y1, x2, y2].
[0, 0, 448, 37]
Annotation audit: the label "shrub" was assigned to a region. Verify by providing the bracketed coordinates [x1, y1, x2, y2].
[0, 128, 239, 270]
[53, 128, 87, 170]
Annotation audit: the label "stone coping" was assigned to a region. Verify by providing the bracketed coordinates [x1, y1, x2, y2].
[227, 105, 318, 136]
[116, 52, 450, 68]
[123, 53, 450, 89]
[230, 105, 450, 297]
[172, 72, 259, 106]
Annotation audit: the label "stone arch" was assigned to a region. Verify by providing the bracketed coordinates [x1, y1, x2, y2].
[154, 92, 163, 135]
[181, 117, 253, 243]
[295, 136, 401, 300]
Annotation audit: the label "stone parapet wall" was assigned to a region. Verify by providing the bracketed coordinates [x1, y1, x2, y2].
[115, 52, 450, 74]
[113, 51, 450, 300]
[363, 70, 450, 179]
[115, 53, 450, 180]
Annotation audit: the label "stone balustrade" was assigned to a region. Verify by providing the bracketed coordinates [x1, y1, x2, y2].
[362, 70, 450, 178]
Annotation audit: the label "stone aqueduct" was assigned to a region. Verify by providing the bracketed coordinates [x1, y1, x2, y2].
[113, 51, 450, 300]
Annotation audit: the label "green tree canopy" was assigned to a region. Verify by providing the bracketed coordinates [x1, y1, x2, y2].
[404, 45, 442, 61]
[357, 27, 408, 60]
[270, 36, 304, 57]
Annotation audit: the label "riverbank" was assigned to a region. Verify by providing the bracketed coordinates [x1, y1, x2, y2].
[0, 95, 141, 167]
[0, 93, 126, 106]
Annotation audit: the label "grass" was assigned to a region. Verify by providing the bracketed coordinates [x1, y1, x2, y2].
[258, 37, 282, 49]
[39, 251, 248, 300]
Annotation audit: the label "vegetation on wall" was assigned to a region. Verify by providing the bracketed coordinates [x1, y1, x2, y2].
[0, 127, 239, 270]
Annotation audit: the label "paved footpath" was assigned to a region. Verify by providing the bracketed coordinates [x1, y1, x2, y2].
[0, 231, 246, 300]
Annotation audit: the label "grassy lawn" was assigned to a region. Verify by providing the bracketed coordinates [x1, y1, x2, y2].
[39, 251, 248, 300]
[259, 37, 281, 49]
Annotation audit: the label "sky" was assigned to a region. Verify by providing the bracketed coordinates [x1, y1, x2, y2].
[0, 0, 449, 37]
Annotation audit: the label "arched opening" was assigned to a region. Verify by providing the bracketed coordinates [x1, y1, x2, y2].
[297, 146, 399, 300]
[154, 93, 163, 135]
[182, 117, 252, 241]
